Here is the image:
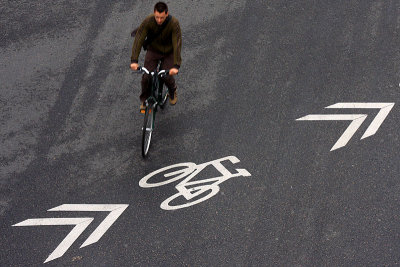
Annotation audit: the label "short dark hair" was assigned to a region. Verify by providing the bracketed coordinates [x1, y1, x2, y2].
[154, 2, 168, 13]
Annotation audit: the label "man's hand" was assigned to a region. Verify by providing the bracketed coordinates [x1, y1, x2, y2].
[169, 68, 179, 76]
[130, 63, 139, 71]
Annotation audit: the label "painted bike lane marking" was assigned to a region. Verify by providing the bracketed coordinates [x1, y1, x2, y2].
[12, 204, 129, 263]
[296, 102, 395, 151]
[139, 156, 252, 210]
[11, 156, 252, 263]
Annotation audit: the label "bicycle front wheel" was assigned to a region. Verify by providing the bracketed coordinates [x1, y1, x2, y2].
[142, 106, 154, 157]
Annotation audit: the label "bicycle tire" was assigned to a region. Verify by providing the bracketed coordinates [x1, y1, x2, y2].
[142, 106, 154, 157]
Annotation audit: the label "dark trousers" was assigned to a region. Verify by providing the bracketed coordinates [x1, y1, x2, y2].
[140, 49, 177, 102]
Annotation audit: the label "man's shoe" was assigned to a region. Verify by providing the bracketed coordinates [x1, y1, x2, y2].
[169, 90, 177, 105]
[140, 103, 146, 113]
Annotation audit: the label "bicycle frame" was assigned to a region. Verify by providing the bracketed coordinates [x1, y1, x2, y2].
[138, 66, 168, 111]
[134, 65, 169, 157]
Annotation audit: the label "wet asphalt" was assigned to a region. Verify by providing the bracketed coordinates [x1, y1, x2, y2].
[1, 1, 400, 266]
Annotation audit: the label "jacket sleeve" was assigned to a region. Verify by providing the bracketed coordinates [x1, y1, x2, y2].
[171, 18, 182, 68]
[131, 17, 150, 63]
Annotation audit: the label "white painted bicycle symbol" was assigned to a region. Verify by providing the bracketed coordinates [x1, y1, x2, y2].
[139, 156, 251, 210]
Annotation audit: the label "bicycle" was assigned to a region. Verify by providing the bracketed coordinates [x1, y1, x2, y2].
[133, 65, 169, 157]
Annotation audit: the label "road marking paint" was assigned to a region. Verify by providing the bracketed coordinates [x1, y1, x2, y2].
[48, 204, 129, 247]
[139, 156, 251, 210]
[12, 204, 129, 263]
[325, 103, 395, 139]
[296, 102, 395, 151]
[13, 218, 93, 263]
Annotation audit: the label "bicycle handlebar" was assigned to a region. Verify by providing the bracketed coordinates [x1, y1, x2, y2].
[134, 66, 170, 77]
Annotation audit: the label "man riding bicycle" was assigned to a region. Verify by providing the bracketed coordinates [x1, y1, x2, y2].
[130, 2, 182, 111]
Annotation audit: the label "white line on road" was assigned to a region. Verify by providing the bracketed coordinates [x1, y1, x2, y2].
[13, 218, 93, 263]
[12, 204, 129, 263]
[325, 103, 395, 139]
[296, 102, 395, 151]
[296, 114, 367, 151]
[48, 204, 129, 247]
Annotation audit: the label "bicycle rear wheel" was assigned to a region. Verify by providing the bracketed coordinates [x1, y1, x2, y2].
[142, 106, 154, 157]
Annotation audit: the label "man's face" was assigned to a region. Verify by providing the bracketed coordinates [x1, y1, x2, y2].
[154, 11, 168, 25]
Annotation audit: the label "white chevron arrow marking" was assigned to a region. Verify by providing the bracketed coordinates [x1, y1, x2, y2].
[12, 204, 129, 263]
[13, 218, 93, 263]
[296, 103, 395, 151]
[48, 204, 129, 247]
[325, 103, 395, 139]
[297, 114, 367, 151]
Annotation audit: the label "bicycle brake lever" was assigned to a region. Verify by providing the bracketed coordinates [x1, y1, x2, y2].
[158, 70, 169, 77]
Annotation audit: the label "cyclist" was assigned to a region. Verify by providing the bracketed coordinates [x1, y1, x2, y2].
[130, 2, 182, 111]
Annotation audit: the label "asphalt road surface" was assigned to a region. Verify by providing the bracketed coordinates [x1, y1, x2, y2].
[1, 1, 400, 266]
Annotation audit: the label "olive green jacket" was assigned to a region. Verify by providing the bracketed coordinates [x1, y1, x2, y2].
[131, 14, 182, 68]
